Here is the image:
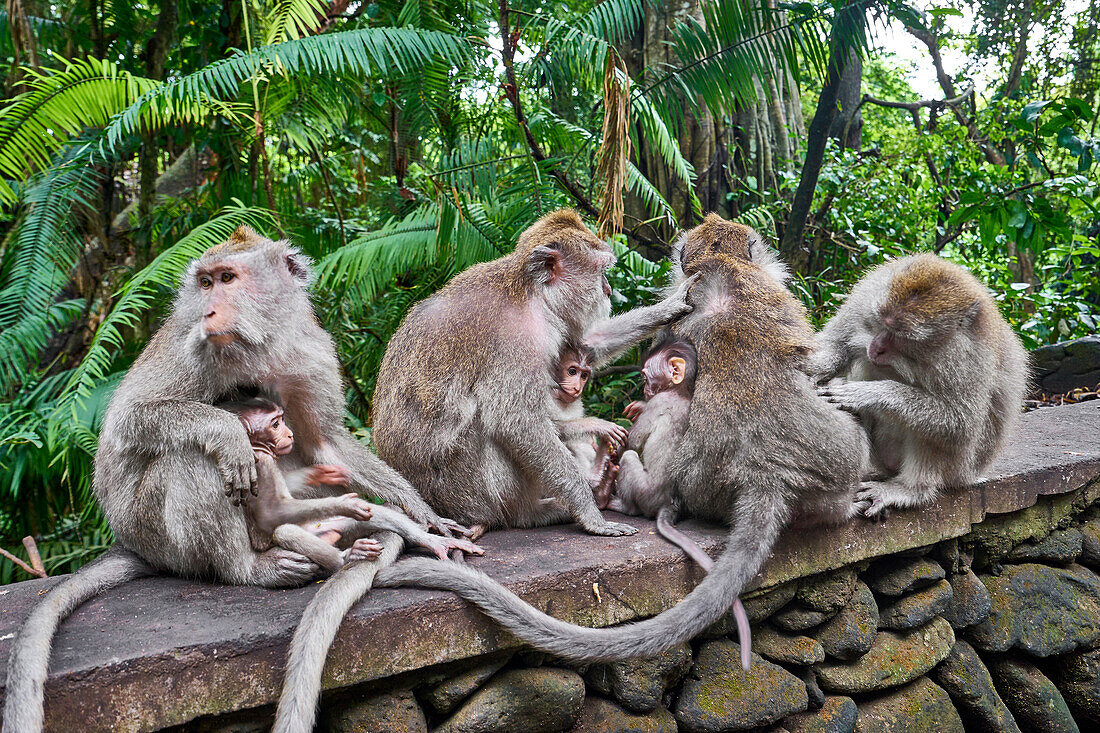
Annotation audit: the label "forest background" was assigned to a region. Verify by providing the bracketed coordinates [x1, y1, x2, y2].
[0, 0, 1096, 582]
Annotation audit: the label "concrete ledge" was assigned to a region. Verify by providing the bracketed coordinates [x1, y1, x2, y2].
[0, 402, 1097, 732]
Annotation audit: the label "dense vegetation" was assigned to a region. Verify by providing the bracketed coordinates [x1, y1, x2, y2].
[0, 0, 1096, 582]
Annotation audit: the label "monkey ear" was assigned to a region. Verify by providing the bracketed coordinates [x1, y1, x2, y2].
[528, 244, 564, 285]
[285, 250, 314, 287]
[669, 357, 686, 384]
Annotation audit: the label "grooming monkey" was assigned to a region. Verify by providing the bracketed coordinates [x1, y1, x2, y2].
[373, 214, 867, 663]
[3, 228, 465, 733]
[809, 253, 1028, 517]
[372, 209, 698, 536]
[552, 342, 627, 506]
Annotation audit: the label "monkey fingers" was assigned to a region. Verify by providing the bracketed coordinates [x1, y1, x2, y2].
[854, 486, 892, 521]
[582, 518, 637, 537]
[335, 494, 375, 521]
[308, 464, 351, 487]
[622, 401, 645, 421]
[346, 538, 384, 563]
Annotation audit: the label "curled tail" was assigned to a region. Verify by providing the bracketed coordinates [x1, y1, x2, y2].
[3, 546, 151, 733]
[376, 491, 785, 662]
[273, 532, 405, 733]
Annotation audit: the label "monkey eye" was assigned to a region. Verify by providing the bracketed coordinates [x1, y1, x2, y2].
[221, 271, 236, 284]
[272, 419, 280, 429]
[568, 367, 578, 376]
[199, 275, 213, 289]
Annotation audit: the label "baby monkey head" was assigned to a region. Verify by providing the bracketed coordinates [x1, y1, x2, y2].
[220, 397, 295, 457]
[555, 343, 596, 404]
[641, 336, 697, 400]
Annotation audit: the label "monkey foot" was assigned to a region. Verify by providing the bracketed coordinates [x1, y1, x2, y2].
[346, 538, 383, 562]
[854, 487, 892, 521]
[585, 520, 638, 537]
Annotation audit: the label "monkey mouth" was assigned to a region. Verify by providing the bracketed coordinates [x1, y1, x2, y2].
[203, 330, 238, 346]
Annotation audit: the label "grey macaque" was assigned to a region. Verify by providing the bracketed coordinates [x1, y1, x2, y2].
[809, 253, 1029, 517]
[373, 215, 867, 663]
[372, 209, 697, 536]
[3, 228, 467, 733]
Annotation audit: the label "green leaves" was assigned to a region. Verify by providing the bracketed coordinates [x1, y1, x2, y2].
[0, 57, 158, 204]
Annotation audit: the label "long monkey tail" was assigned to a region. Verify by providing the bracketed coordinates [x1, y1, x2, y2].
[3, 546, 151, 733]
[273, 532, 404, 733]
[376, 490, 786, 662]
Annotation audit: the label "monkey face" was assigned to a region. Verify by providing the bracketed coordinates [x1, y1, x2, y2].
[265, 410, 295, 456]
[557, 357, 592, 401]
[195, 262, 246, 345]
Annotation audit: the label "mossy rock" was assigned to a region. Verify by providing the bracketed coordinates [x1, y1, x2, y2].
[852, 678, 963, 733]
[815, 616, 954, 694]
[811, 581, 879, 661]
[929, 640, 1020, 733]
[878, 579, 953, 630]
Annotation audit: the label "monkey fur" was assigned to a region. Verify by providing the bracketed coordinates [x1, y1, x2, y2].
[810, 253, 1029, 517]
[3, 228, 465, 733]
[374, 214, 867, 663]
[372, 209, 696, 536]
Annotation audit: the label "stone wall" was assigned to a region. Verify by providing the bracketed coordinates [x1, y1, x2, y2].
[251, 495, 1100, 733]
[1, 402, 1098, 732]
[1032, 335, 1100, 394]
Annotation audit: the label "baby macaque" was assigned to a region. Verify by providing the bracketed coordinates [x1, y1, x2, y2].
[610, 336, 696, 517]
[551, 343, 628, 507]
[222, 398, 483, 572]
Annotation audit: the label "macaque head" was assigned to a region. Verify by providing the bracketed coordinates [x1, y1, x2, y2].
[867, 254, 986, 371]
[641, 337, 698, 400]
[554, 344, 595, 403]
[221, 397, 295, 456]
[517, 210, 616, 326]
[672, 214, 790, 285]
[182, 226, 314, 349]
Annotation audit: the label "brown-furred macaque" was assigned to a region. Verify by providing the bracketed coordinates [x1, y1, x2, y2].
[373, 209, 698, 536]
[809, 253, 1029, 518]
[277, 211, 697, 733]
[551, 343, 627, 507]
[219, 397, 383, 573]
[374, 214, 867, 666]
[4, 227, 468, 733]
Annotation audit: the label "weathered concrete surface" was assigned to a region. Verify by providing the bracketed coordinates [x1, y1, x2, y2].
[0, 402, 1096, 732]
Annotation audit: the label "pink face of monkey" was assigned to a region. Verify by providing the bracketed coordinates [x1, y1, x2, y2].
[234, 401, 295, 456]
[555, 349, 594, 404]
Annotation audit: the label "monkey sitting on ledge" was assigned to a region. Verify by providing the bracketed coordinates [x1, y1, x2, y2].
[551, 342, 627, 508]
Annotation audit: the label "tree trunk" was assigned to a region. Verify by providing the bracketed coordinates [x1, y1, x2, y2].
[780, 2, 867, 272]
[828, 47, 863, 149]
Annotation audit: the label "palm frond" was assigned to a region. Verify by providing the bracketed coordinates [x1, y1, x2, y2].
[264, 0, 331, 45]
[106, 27, 471, 148]
[0, 57, 159, 204]
[0, 299, 84, 395]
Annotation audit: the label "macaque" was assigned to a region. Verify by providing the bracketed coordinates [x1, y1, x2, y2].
[374, 214, 867, 665]
[4, 228, 466, 733]
[372, 209, 697, 535]
[219, 397, 383, 573]
[609, 336, 697, 517]
[809, 253, 1029, 517]
[551, 343, 627, 506]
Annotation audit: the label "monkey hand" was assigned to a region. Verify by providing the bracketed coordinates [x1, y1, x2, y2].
[345, 538, 384, 563]
[334, 493, 375, 521]
[422, 535, 485, 560]
[854, 484, 892, 521]
[594, 420, 629, 450]
[418, 512, 473, 539]
[217, 431, 259, 504]
[581, 516, 638, 536]
[307, 464, 351, 487]
[622, 401, 645, 421]
[661, 272, 702, 319]
[818, 379, 874, 412]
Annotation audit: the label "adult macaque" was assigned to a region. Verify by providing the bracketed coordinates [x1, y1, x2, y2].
[552, 343, 627, 506]
[3, 228, 465, 733]
[276, 211, 697, 731]
[372, 209, 697, 535]
[375, 214, 867, 663]
[809, 253, 1028, 517]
